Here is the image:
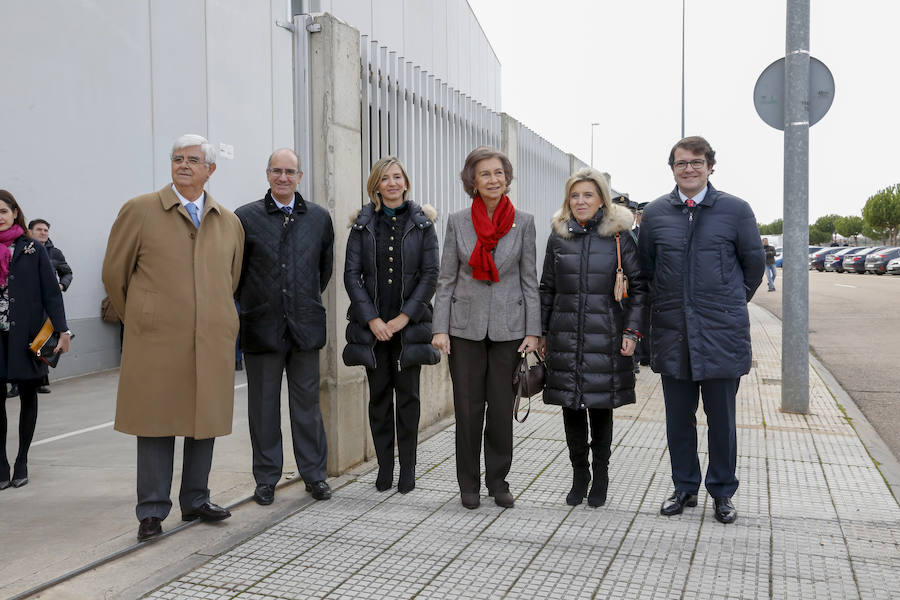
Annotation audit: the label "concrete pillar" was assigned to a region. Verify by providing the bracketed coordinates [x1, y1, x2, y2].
[308, 14, 366, 475]
[500, 113, 519, 178]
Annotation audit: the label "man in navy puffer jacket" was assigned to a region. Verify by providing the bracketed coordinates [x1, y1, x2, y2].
[638, 136, 764, 525]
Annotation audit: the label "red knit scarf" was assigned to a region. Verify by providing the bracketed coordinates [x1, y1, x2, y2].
[468, 195, 515, 282]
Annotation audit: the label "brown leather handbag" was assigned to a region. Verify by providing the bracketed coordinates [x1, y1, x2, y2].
[512, 351, 545, 423]
[614, 232, 629, 302]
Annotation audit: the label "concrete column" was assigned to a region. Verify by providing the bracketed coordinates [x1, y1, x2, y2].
[500, 113, 519, 178]
[308, 14, 366, 475]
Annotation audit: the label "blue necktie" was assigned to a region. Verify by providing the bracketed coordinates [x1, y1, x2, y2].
[186, 203, 201, 228]
[281, 205, 292, 216]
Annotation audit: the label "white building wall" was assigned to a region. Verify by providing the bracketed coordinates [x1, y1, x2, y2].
[0, 0, 295, 377]
[311, 0, 500, 109]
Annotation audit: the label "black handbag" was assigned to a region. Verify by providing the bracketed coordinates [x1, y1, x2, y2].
[512, 351, 545, 423]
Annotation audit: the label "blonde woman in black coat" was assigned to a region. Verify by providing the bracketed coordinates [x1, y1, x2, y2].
[538, 168, 646, 507]
[343, 156, 440, 494]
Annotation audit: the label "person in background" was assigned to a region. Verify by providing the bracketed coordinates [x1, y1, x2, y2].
[102, 134, 244, 541]
[13, 219, 74, 396]
[538, 168, 646, 507]
[0, 190, 71, 490]
[343, 156, 440, 494]
[638, 136, 764, 525]
[432, 146, 540, 510]
[235, 148, 334, 507]
[762, 237, 777, 291]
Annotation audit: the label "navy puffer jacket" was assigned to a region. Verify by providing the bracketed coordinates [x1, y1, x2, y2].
[637, 184, 765, 381]
[343, 201, 440, 369]
[539, 202, 647, 410]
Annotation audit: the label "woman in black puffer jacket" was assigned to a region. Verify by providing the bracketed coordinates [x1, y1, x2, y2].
[343, 156, 440, 494]
[538, 167, 647, 507]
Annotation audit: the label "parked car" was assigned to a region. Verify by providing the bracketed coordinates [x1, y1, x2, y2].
[775, 247, 783, 268]
[887, 256, 900, 275]
[843, 247, 887, 274]
[865, 247, 900, 274]
[824, 247, 863, 272]
[810, 247, 844, 271]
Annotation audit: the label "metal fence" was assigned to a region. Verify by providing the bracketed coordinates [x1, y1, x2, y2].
[359, 35, 583, 264]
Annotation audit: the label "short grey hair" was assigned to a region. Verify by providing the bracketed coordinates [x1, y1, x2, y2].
[267, 148, 301, 171]
[172, 134, 216, 164]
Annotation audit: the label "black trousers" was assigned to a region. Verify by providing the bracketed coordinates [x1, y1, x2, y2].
[661, 375, 740, 498]
[366, 337, 421, 472]
[245, 338, 327, 485]
[448, 336, 520, 494]
[561, 406, 612, 473]
[136, 435, 215, 521]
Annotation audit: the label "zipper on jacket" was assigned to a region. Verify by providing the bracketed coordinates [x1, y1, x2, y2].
[396, 215, 418, 371]
[575, 231, 591, 405]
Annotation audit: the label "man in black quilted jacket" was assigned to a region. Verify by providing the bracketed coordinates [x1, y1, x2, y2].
[235, 148, 334, 506]
[638, 136, 764, 525]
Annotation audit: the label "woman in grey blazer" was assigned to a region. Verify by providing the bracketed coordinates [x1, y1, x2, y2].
[432, 146, 541, 510]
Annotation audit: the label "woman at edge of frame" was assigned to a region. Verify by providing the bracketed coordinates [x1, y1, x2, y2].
[343, 156, 440, 494]
[432, 146, 541, 510]
[538, 167, 647, 507]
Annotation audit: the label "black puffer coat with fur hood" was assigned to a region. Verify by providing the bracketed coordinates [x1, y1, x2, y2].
[343, 201, 440, 369]
[539, 202, 647, 410]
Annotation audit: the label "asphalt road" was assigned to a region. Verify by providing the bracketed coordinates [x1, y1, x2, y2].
[751, 269, 900, 462]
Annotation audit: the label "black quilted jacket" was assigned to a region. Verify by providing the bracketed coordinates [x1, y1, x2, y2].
[342, 201, 440, 369]
[539, 203, 647, 410]
[235, 191, 334, 352]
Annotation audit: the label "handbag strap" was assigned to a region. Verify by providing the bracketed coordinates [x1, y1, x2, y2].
[513, 353, 531, 423]
[615, 232, 623, 273]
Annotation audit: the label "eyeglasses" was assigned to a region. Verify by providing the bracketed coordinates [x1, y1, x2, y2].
[673, 159, 707, 171]
[267, 168, 299, 177]
[171, 155, 206, 166]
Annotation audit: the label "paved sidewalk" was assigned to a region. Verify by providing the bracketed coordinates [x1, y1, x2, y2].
[144, 304, 900, 600]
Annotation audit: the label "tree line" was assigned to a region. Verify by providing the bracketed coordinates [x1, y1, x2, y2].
[758, 184, 900, 246]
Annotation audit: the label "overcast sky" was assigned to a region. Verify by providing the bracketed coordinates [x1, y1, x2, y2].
[467, 0, 898, 225]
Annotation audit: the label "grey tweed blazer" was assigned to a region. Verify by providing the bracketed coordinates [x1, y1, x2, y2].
[433, 206, 541, 342]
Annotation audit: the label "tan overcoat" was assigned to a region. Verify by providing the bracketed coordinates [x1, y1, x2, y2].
[102, 185, 244, 439]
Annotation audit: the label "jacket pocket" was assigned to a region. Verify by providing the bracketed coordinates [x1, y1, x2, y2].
[137, 289, 158, 332]
[241, 301, 270, 321]
[449, 296, 470, 330]
[507, 297, 525, 332]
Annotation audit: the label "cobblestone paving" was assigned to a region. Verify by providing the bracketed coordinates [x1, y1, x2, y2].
[146, 305, 900, 599]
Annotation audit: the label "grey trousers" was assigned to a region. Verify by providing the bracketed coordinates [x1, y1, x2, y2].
[245, 344, 327, 485]
[136, 435, 214, 521]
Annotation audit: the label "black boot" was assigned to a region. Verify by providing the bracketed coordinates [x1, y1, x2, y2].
[567, 467, 591, 506]
[375, 462, 393, 491]
[562, 407, 591, 506]
[587, 408, 613, 508]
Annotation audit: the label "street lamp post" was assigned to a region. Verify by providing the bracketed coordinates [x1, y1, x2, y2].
[590, 122, 600, 168]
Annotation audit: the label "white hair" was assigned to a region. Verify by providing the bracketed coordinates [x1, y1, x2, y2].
[171, 134, 216, 164]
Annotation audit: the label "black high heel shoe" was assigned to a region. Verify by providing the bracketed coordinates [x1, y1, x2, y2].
[0, 464, 10, 490]
[11, 460, 28, 488]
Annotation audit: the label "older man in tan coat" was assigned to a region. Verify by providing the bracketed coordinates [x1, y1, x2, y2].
[102, 134, 244, 542]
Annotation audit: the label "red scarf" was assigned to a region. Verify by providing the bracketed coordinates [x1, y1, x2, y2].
[0, 224, 24, 287]
[469, 195, 515, 282]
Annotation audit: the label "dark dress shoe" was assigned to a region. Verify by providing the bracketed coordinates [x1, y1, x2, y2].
[11, 477, 28, 488]
[713, 497, 737, 524]
[253, 483, 275, 505]
[305, 480, 332, 500]
[182, 502, 231, 522]
[0, 480, 10, 490]
[460, 492, 480, 509]
[489, 490, 515, 508]
[660, 491, 698, 516]
[137, 517, 162, 541]
[37, 386, 51, 394]
[11, 462, 27, 488]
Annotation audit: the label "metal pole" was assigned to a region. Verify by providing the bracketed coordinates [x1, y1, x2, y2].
[292, 12, 313, 201]
[782, 0, 810, 413]
[681, 0, 685, 138]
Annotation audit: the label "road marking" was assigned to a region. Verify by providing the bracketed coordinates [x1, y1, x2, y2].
[31, 382, 249, 446]
[835, 284, 856, 288]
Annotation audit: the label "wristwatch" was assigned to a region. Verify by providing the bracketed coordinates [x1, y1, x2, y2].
[61, 330, 75, 340]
